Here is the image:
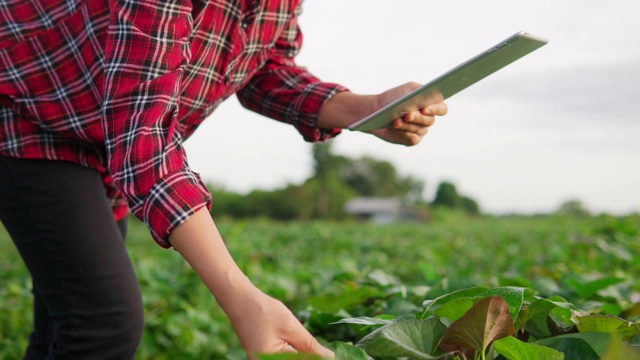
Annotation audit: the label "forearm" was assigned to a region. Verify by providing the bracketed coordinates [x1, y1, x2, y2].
[316, 91, 378, 129]
[168, 208, 334, 358]
[168, 208, 254, 313]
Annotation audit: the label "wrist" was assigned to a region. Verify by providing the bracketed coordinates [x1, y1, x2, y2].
[316, 91, 378, 129]
[217, 280, 265, 322]
[211, 268, 254, 303]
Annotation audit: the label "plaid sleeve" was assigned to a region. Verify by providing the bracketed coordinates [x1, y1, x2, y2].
[102, 0, 211, 248]
[236, 4, 348, 142]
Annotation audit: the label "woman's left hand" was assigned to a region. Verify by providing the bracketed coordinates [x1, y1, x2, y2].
[367, 82, 448, 146]
[317, 82, 448, 146]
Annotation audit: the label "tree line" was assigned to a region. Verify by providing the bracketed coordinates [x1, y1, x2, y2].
[208, 142, 480, 220]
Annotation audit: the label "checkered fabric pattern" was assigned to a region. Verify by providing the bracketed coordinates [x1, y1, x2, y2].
[0, 0, 346, 247]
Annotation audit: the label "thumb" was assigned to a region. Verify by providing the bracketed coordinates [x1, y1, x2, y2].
[286, 325, 335, 358]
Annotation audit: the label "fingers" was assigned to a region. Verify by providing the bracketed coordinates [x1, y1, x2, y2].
[392, 102, 447, 133]
[393, 120, 430, 137]
[422, 101, 448, 116]
[392, 113, 432, 134]
[389, 114, 430, 146]
[285, 322, 335, 358]
[400, 132, 424, 146]
[281, 344, 297, 353]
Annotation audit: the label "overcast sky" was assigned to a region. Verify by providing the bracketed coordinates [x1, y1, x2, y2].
[184, 0, 640, 215]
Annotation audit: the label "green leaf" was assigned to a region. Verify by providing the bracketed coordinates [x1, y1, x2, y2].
[438, 296, 516, 356]
[328, 342, 374, 360]
[576, 315, 640, 339]
[426, 287, 521, 325]
[356, 318, 447, 359]
[330, 316, 395, 327]
[596, 239, 634, 262]
[308, 286, 384, 313]
[421, 286, 489, 318]
[480, 287, 527, 320]
[523, 299, 558, 339]
[564, 276, 626, 299]
[435, 297, 475, 323]
[524, 297, 578, 339]
[366, 269, 400, 287]
[535, 333, 611, 359]
[540, 338, 601, 360]
[331, 314, 416, 328]
[306, 309, 352, 331]
[494, 336, 564, 360]
[258, 353, 328, 360]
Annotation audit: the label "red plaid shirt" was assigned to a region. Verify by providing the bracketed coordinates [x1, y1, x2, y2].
[0, 0, 345, 247]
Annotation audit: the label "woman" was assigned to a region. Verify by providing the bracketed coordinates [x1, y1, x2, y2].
[0, 0, 447, 358]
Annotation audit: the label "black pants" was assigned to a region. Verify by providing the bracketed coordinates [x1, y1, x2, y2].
[0, 156, 144, 359]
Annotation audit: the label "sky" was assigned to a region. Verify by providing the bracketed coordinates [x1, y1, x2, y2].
[184, 0, 640, 215]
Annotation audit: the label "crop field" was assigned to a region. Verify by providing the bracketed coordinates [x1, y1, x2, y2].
[1, 213, 639, 359]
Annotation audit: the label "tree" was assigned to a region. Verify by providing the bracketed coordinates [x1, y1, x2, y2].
[313, 142, 425, 202]
[555, 199, 590, 218]
[310, 142, 354, 218]
[460, 196, 481, 215]
[431, 181, 481, 215]
[432, 181, 460, 209]
[340, 156, 424, 200]
[210, 144, 479, 220]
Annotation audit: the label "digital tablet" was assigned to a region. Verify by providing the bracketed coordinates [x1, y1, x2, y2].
[348, 31, 548, 132]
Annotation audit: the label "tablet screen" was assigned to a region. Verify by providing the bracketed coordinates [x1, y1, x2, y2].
[348, 31, 548, 132]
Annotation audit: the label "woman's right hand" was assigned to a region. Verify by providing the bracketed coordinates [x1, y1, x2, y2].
[169, 208, 333, 359]
[223, 284, 334, 359]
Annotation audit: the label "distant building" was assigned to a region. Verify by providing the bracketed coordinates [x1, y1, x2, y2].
[344, 197, 425, 223]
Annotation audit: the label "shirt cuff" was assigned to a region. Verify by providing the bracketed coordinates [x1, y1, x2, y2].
[140, 169, 212, 248]
[288, 82, 349, 142]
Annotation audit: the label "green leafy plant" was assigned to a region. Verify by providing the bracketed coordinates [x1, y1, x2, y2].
[438, 296, 516, 359]
[318, 286, 640, 360]
[2, 214, 640, 359]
